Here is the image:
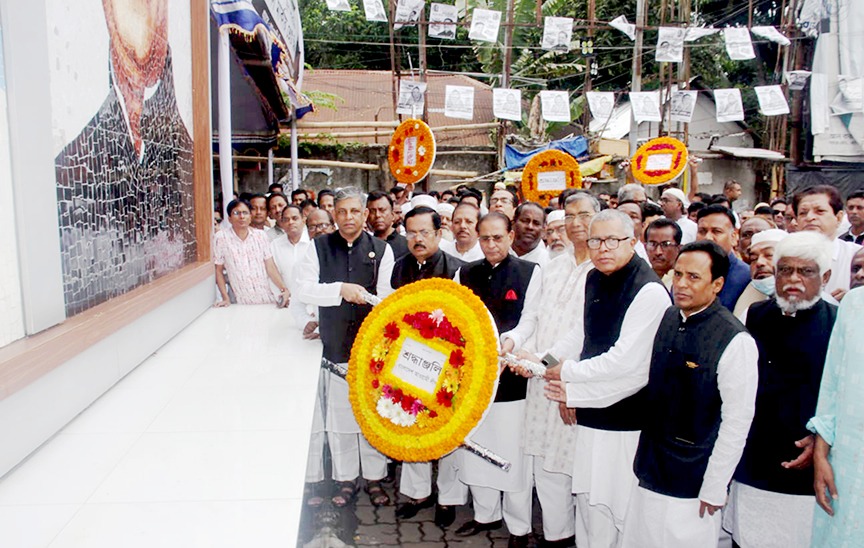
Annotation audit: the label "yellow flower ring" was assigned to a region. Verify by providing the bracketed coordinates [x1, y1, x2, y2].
[348, 278, 499, 462]
[520, 149, 583, 207]
[630, 136, 689, 185]
[388, 119, 436, 184]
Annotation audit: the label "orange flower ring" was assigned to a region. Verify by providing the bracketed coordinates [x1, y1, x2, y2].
[631, 137, 689, 185]
[388, 119, 436, 184]
[348, 278, 499, 462]
[520, 149, 582, 207]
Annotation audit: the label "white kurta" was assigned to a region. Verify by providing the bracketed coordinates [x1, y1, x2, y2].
[622, 330, 759, 548]
[723, 481, 815, 548]
[512, 240, 549, 268]
[677, 217, 698, 244]
[826, 238, 861, 294]
[440, 238, 485, 262]
[269, 231, 310, 294]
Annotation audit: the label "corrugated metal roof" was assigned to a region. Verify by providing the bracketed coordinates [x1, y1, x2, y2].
[297, 70, 496, 147]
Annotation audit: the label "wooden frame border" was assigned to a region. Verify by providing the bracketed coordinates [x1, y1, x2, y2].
[0, 0, 213, 402]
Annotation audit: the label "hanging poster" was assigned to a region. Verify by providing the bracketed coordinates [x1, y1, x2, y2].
[493, 88, 522, 121]
[669, 90, 698, 122]
[750, 26, 791, 46]
[397, 80, 427, 115]
[539, 90, 571, 122]
[724, 27, 756, 60]
[468, 9, 501, 43]
[363, 0, 388, 22]
[586, 91, 615, 122]
[444, 85, 475, 119]
[754, 85, 790, 116]
[429, 3, 458, 39]
[325, 0, 351, 12]
[785, 70, 811, 91]
[714, 88, 745, 122]
[684, 27, 719, 41]
[609, 15, 636, 41]
[630, 91, 662, 123]
[394, 0, 423, 30]
[656, 27, 685, 63]
[541, 16, 573, 52]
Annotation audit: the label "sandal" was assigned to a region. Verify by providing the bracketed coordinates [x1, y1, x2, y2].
[365, 480, 391, 507]
[305, 481, 326, 508]
[331, 480, 357, 508]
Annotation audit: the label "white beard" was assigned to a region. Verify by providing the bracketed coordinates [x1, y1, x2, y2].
[776, 294, 821, 315]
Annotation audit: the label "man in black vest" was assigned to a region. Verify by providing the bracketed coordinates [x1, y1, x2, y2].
[389, 206, 468, 526]
[542, 209, 670, 548]
[295, 187, 395, 508]
[453, 212, 541, 547]
[367, 190, 409, 260]
[620, 241, 758, 547]
[725, 231, 837, 548]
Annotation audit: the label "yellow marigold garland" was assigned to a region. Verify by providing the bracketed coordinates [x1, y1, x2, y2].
[520, 149, 583, 207]
[388, 119, 436, 184]
[348, 278, 499, 462]
[630, 136, 689, 185]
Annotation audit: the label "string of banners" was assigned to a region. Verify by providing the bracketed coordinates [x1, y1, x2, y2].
[325, 0, 793, 62]
[395, 78, 795, 124]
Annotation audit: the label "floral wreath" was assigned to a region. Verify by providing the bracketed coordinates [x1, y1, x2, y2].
[520, 149, 583, 206]
[348, 278, 499, 462]
[388, 119, 436, 184]
[630, 136, 689, 185]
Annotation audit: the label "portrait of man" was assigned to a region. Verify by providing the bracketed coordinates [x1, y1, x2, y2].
[54, 0, 195, 316]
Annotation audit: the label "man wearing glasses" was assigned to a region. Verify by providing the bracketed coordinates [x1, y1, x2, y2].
[540, 209, 670, 548]
[389, 206, 468, 527]
[306, 208, 335, 239]
[489, 187, 519, 220]
[644, 218, 683, 289]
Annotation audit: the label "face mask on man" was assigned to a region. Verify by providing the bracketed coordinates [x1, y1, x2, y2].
[752, 275, 776, 297]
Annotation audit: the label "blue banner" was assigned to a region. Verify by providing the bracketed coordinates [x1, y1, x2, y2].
[504, 136, 590, 170]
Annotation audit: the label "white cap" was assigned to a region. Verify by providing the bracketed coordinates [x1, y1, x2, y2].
[750, 228, 787, 248]
[436, 203, 455, 218]
[401, 202, 414, 214]
[547, 209, 565, 223]
[411, 194, 438, 210]
[661, 187, 690, 208]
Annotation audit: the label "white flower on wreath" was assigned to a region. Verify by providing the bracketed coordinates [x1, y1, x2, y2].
[430, 309, 445, 326]
[376, 396, 416, 427]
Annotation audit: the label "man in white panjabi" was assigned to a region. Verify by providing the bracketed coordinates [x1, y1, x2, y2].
[517, 193, 599, 546]
[621, 241, 758, 548]
[540, 210, 671, 548]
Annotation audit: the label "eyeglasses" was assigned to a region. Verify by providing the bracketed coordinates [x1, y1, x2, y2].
[406, 229, 436, 240]
[587, 236, 630, 250]
[479, 235, 508, 243]
[646, 241, 679, 250]
[308, 222, 332, 231]
[776, 265, 820, 278]
[564, 213, 593, 223]
[231, 210, 250, 217]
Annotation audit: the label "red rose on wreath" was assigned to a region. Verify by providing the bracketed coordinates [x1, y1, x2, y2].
[436, 388, 454, 407]
[401, 395, 415, 412]
[370, 359, 384, 374]
[429, 410, 438, 418]
[393, 388, 404, 403]
[384, 322, 400, 341]
[372, 379, 379, 389]
[449, 349, 465, 368]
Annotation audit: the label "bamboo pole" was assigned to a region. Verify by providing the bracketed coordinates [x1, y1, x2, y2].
[217, 154, 480, 178]
[290, 122, 501, 140]
[297, 121, 401, 128]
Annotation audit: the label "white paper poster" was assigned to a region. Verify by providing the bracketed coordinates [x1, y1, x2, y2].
[444, 85, 475, 119]
[684, 27, 720, 41]
[724, 27, 756, 60]
[785, 70, 811, 91]
[669, 90, 698, 123]
[493, 88, 522, 121]
[392, 337, 446, 394]
[469, 9, 501, 43]
[609, 15, 636, 41]
[394, 0, 423, 30]
[714, 88, 745, 122]
[540, 90, 571, 122]
[396, 80, 427, 115]
[751, 26, 791, 46]
[630, 91, 662, 123]
[537, 171, 567, 191]
[325, 0, 351, 12]
[428, 3, 458, 39]
[656, 27, 685, 63]
[754, 85, 790, 116]
[363, 0, 388, 22]
[831, 76, 863, 115]
[586, 91, 615, 122]
[541, 16, 573, 52]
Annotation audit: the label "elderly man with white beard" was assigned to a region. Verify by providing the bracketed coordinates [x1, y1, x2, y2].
[725, 231, 838, 548]
[544, 209, 569, 259]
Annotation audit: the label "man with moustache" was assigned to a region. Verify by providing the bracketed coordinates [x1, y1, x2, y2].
[696, 205, 751, 311]
[367, 190, 409, 260]
[644, 218, 682, 289]
[453, 212, 541, 546]
[544, 210, 569, 259]
[541, 209, 671, 548]
[389, 206, 468, 526]
[440, 202, 484, 261]
[733, 229, 787, 320]
[296, 187, 395, 507]
[306, 208, 335, 239]
[621, 241, 758, 548]
[659, 188, 697, 244]
[737, 216, 774, 263]
[511, 202, 549, 267]
[725, 231, 837, 548]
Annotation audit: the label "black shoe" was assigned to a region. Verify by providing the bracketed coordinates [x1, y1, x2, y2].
[508, 533, 531, 548]
[541, 535, 575, 548]
[395, 495, 435, 519]
[454, 519, 503, 536]
[434, 504, 456, 528]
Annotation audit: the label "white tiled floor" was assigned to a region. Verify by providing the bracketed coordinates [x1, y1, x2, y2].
[0, 306, 322, 548]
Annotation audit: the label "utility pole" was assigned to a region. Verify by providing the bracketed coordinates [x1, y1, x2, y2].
[582, 0, 596, 129]
[677, 0, 692, 146]
[628, 0, 648, 155]
[497, 0, 516, 169]
[389, 0, 399, 117]
[418, 7, 428, 122]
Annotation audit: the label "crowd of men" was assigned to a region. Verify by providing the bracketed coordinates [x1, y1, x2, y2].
[212, 179, 864, 548]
